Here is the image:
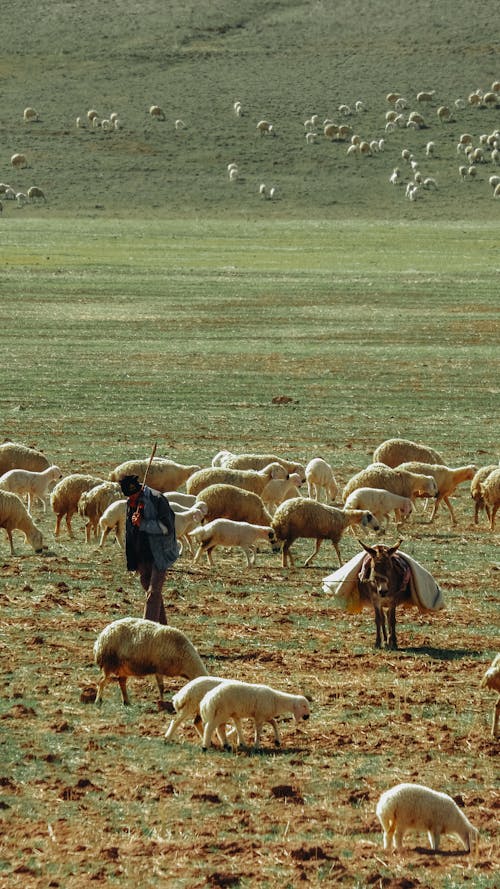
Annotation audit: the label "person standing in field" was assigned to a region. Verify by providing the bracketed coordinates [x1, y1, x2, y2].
[119, 474, 180, 624]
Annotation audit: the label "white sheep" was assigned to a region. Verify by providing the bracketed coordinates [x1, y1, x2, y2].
[186, 463, 287, 498]
[94, 617, 207, 705]
[480, 653, 500, 737]
[373, 437, 444, 467]
[269, 186, 277, 200]
[259, 183, 267, 197]
[175, 119, 186, 130]
[211, 449, 235, 467]
[260, 473, 303, 512]
[425, 141, 435, 156]
[271, 498, 380, 567]
[170, 503, 206, 555]
[87, 109, 99, 124]
[27, 186, 46, 202]
[481, 466, 500, 529]
[343, 487, 413, 528]
[305, 458, 338, 502]
[194, 484, 273, 527]
[23, 106, 39, 122]
[342, 464, 438, 505]
[78, 482, 122, 543]
[165, 676, 237, 743]
[200, 680, 310, 750]
[229, 167, 239, 182]
[98, 498, 127, 548]
[470, 464, 497, 524]
[0, 441, 50, 475]
[494, 183, 500, 199]
[376, 783, 479, 853]
[0, 490, 44, 555]
[0, 465, 62, 513]
[10, 153, 28, 169]
[50, 473, 105, 537]
[389, 168, 401, 185]
[220, 452, 306, 480]
[324, 123, 339, 140]
[437, 105, 452, 122]
[416, 90, 435, 103]
[164, 491, 198, 508]
[398, 462, 477, 524]
[16, 192, 28, 208]
[256, 119, 274, 135]
[149, 104, 166, 120]
[109, 457, 200, 492]
[189, 518, 280, 568]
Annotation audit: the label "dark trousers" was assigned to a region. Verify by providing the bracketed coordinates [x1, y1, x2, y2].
[137, 561, 168, 624]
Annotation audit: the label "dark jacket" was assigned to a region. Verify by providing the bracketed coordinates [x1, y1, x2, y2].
[125, 486, 180, 572]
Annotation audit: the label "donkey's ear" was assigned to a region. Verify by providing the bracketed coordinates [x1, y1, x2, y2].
[358, 539, 376, 557]
[387, 538, 403, 556]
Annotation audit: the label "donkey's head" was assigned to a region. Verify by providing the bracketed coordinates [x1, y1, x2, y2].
[358, 539, 402, 597]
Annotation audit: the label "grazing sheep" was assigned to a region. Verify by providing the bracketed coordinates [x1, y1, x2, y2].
[481, 466, 500, 529]
[256, 119, 274, 135]
[373, 437, 444, 467]
[211, 450, 235, 467]
[16, 192, 28, 208]
[220, 452, 306, 481]
[200, 680, 310, 750]
[98, 498, 127, 548]
[398, 462, 477, 524]
[27, 186, 46, 202]
[425, 141, 435, 156]
[165, 676, 236, 742]
[149, 104, 165, 120]
[0, 465, 62, 513]
[305, 458, 338, 502]
[470, 465, 497, 524]
[324, 123, 340, 140]
[494, 183, 500, 198]
[436, 105, 452, 122]
[23, 106, 39, 122]
[94, 617, 207, 705]
[11, 153, 28, 169]
[189, 518, 280, 567]
[229, 167, 239, 182]
[170, 503, 206, 555]
[194, 484, 273, 527]
[416, 90, 435, 103]
[0, 441, 50, 475]
[186, 463, 287, 498]
[78, 482, 122, 544]
[344, 487, 413, 527]
[109, 457, 200, 492]
[87, 109, 99, 124]
[376, 783, 479, 853]
[164, 491, 198, 508]
[0, 490, 44, 555]
[480, 653, 500, 737]
[342, 465, 438, 505]
[51, 473, 104, 538]
[271, 497, 380, 568]
[174, 119, 186, 130]
[260, 473, 303, 512]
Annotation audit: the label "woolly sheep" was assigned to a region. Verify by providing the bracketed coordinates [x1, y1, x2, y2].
[165, 676, 237, 743]
[200, 680, 310, 750]
[425, 141, 435, 157]
[194, 484, 273, 527]
[470, 465, 497, 524]
[376, 783, 479, 853]
[398, 462, 477, 524]
[220, 452, 306, 481]
[149, 104, 166, 120]
[94, 617, 207, 705]
[494, 183, 500, 198]
[11, 153, 28, 169]
[27, 186, 46, 202]
[342, 464, 438, 505]
[51, 473, 104, 538]
[211, 449, 235, 467]
[0, 490, 44, 555]
[23, 106, 39, 122]
[271, 498, 380, 568]
[175, 119, 186, 130]
[16, 192, 27, 208]
[343, 487, 413, 527]
[109, 457, 200, 492]
[256, 119, 274, 135]
[189, 518, 280, 568]
[98, 498, 127, 548]
[170, 503, 206, 555]
[480, 653, 500, 737]
[0, 441, 50, 475]
[389, 168, 401, 185]
[78, 481, 122, 544]
[87, 109, 99, 123]
[260, 473, 303, 512]
[0, 464, 62, 513]
[305, 458, 338, 502]
[436, 105, 452, 122]
[416, 90, 435, 103]
[186, 463, 287, 498]
[373, 437, 444, 467]
[324, 123, 339, 140]
[481, 466, 500, 530]
[164, 491, 198, 508]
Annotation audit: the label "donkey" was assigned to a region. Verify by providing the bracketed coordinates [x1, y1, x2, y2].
[357, 539, 412, 650]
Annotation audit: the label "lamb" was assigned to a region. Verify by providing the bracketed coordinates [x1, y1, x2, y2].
[271, 498, 380, 568]
[481, 466, 500, 530]
[189, 518, 280, 568]
[342, 465, 438, 505]
[169, 503, 206, 555]
[343, 487, 413, 528]
[185, 462, 287, 498]
[305, 458, 338, 502]
[480, 653, 500, 737]
[149, 104, 166, 120]
[50, 473, 104, 537]
[0, 441, 50, 476]
[11, 153, 28, 169]
[0, 490, 44, 555]
[256, 119, 274, 135]
[470, 465, 497, 524]
[220, 452, 306, 481]
[78, 482, 122, 543]
[373, 437, 444, 467]
[23, 106, 39, 122]
[376, 782, 479, 853]
[109, 457, 200, 492]
[165, 676, 236, 742]
[194, 484, 273, 527]
[398, 462, 477, 524]
[200, 680, 310, 750]
[260, 473, 303, 512]
[0, 465, 62, 513]
[98, 498, 127, 548]
[94, 616, 207, 705]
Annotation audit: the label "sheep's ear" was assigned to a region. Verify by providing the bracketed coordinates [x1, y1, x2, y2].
[358, 539, 376, 557]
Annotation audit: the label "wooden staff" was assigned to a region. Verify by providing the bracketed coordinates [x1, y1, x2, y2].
[140, 441, 158, 491]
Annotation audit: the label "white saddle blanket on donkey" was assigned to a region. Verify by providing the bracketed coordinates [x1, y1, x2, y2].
[322, 550, 445, 615]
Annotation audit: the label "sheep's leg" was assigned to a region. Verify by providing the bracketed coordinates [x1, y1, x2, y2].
[489, 504, 498, 531]
[118, 677, 130, 705]
[269, 718, 282, 747]
[387, 606, 398, 650]
[165, 711, 187, 740]
[6, 529, 16, 556]
[155, 673, 165, 699]
[99, 527, 110, 548]
[205, 546, 215, 567]
[54, 514, 62, 537]
[66, 511, 75, 538]
[282, 542, 295, 568]
[95, 672, 116, 705]
[85, 522, 92, 545]
[382, 829, 391, 851]
[202, 719, 217, 750]
[442, 495, 457, 524]
[243, 546, 254, 568]
[393, 828, 404, 852]
[253, 721, 263, 749]
[493, 696, 500, 737]
[429, 830, 440, 851]
[304, 538, 323, 567]
[26, 493, 33, 515]
[333, 541, 343, 566]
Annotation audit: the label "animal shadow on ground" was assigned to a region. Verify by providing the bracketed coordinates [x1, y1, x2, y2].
[401, 646, 482, 660]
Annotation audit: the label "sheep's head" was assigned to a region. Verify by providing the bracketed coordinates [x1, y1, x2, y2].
[267, 529, 281, 553]
[293, 696, 311, 722]
[361, 511, 380, 532]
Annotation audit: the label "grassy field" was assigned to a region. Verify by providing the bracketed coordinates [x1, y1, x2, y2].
[1, 2, 499, 887]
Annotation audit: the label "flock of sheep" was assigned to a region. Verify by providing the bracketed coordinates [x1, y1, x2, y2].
[0, 435, 498, 854]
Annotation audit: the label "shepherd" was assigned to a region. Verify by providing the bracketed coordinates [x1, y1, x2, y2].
[119, 444, 180, 625]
